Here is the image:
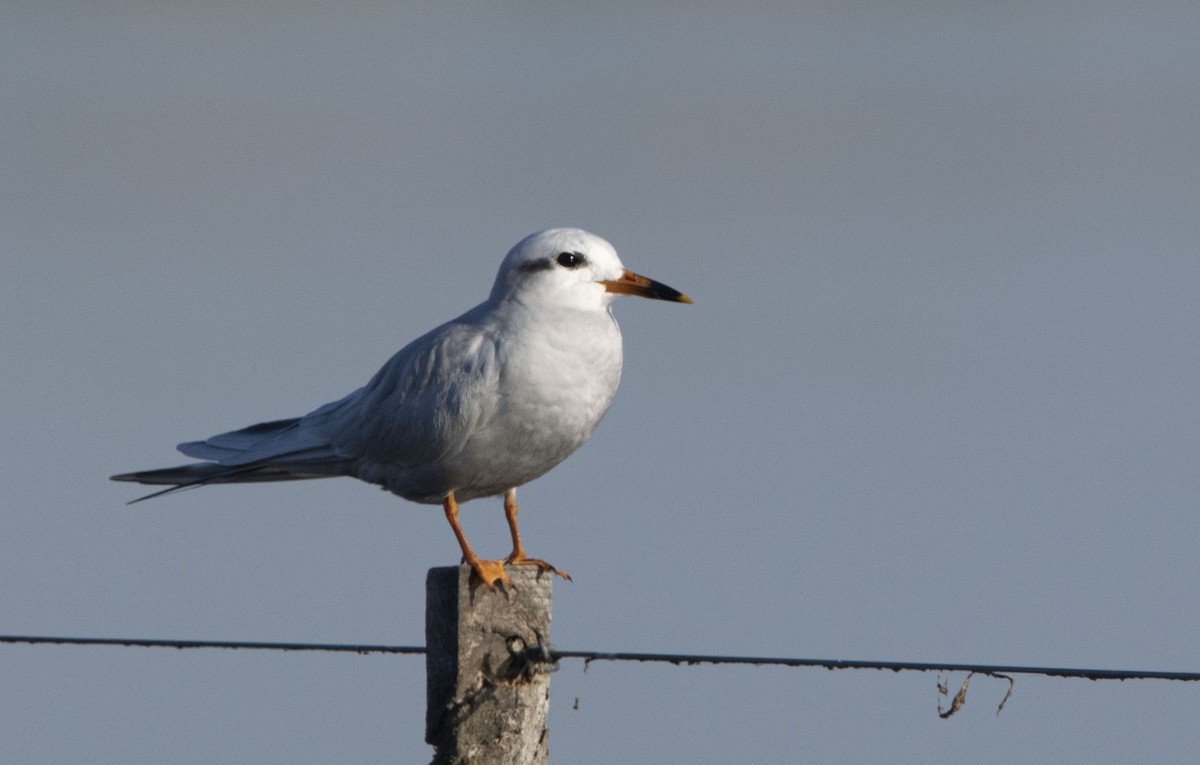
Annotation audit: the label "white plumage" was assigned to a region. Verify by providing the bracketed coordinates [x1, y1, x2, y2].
[113, 228, 690, 587]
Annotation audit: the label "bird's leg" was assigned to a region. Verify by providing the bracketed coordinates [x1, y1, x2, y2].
[503, 488, 571, 581]
[442, 491, 510, 590]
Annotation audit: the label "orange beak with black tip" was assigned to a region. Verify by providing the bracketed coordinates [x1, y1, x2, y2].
[601, 269, 693, 304]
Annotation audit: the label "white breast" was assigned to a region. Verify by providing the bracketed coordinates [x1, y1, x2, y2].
[442, 303, 623, 501]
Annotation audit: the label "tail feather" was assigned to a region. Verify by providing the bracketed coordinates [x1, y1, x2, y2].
[113, 398, 359, 503]
[110, 459, 348, 504]
[111, 462, 307, 486]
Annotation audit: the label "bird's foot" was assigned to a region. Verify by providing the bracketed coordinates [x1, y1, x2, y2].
[465, 557, 513, 591]
[506, 553, 572, 582]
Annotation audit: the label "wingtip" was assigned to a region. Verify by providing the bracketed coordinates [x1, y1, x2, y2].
[111, 471, 185, 502]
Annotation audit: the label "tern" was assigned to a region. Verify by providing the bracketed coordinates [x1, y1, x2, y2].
[112, 228, 691, 588]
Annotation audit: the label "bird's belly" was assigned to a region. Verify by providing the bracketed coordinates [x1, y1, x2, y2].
[448, 404, 598, 500]
[379, 397, 605, 503]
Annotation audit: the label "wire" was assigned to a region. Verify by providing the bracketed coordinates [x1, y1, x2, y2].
[553, 650, 1200, 682]
[0, 635, 422, 655]
[3, 634, 1198, 682]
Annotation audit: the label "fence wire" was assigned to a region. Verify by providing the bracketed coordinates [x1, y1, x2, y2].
[4, 634, 1198, 683]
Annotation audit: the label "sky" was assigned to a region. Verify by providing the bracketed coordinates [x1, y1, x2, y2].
[4, 1, 1200, 762]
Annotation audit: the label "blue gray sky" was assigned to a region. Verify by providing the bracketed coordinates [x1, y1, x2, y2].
[4, 2, 1200, 762]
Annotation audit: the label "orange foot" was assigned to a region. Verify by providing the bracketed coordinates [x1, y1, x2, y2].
[466, 557, 512, 591]
[507, 553, 572, 582]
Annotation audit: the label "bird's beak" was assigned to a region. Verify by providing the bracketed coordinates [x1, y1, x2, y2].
[601, 269, 693, 304]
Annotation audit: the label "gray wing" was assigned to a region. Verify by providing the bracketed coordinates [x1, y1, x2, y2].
[325, 313, 500, 475]
[111, 401, 361, 502]
[177, 399, 353, 466]
[112, 309, 500, 500]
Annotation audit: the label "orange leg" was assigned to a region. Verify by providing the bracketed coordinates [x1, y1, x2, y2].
[443, 491, 510, 590]
[503, 488, 571, 581]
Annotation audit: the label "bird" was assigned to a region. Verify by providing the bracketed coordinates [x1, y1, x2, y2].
[112, 228, 691, 589]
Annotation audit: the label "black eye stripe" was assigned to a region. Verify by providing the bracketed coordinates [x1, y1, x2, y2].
[556, 251, 586, 269]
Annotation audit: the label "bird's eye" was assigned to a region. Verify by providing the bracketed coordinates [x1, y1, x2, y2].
[556, 251, 586, 269]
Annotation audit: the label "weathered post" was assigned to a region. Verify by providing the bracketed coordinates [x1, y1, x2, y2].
[425, 566, 554, 765]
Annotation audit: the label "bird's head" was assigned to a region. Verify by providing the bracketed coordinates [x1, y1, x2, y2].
[490, 228, 692, 311]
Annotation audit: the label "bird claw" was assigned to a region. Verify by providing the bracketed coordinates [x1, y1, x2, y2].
[467, 558, 513, 591]
[506, 554, 571, 582]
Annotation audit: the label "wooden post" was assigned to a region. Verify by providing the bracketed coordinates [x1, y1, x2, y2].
[425, 566, 554, 765]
